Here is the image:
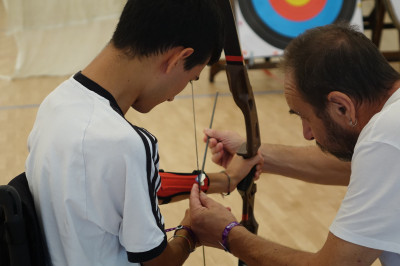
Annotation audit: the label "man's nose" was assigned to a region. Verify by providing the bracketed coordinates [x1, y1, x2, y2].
[302, 120, 315, 140]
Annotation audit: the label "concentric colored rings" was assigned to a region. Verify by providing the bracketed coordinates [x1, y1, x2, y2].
[238, 0, 357, 49]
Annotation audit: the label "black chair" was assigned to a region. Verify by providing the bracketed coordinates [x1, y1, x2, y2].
[0, 172, 49, 266]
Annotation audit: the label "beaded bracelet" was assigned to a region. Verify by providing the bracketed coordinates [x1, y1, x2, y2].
[221, 171, 231, 196]
[165, 225, 196, 252]
[169, 234, 195, 253]
[165, 225, 196, 242]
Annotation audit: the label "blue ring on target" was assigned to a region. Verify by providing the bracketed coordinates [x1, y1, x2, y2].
[237, 0, 357, 50]
[253, 0, 342, 38]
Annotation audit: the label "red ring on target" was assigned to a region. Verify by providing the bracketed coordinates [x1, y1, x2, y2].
[269, 0, 327, 22]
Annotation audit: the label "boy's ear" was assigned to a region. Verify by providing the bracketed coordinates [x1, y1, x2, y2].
[165, 48, 194, 74]
[326, 91, 356, 126]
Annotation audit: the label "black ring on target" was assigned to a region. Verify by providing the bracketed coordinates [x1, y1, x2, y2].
[237, 0, 357, 50]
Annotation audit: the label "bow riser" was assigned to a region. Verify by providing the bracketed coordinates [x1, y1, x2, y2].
[226, 64, 261, 159]
[238, 183, 258, 233]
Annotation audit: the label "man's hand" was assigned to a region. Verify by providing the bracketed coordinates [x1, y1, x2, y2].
[225, 152, 264, 189]
[203, 128, 245, 168]
[189, 183, 238, 249]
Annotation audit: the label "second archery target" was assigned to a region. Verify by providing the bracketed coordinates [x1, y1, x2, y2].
[236, 0, 364, 58]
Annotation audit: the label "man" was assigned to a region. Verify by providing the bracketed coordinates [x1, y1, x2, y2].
[25, 0, 262, 265]
[190, 23, 400, 265]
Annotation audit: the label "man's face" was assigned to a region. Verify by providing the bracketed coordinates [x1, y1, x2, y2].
[284, 71, 358, 161]
[317, 112, 359, 161]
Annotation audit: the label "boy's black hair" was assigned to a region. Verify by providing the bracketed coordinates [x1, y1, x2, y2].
[112, 0, 225, 70]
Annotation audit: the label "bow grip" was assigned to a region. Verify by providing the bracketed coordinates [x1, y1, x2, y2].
[237, 164, 256, 192]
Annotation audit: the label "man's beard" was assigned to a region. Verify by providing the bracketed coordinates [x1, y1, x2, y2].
[316, 113, 359, 162]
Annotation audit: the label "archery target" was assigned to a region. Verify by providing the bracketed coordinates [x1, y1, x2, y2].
[236, 0, 364, 58]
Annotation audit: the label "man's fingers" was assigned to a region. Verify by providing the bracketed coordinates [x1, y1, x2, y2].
[190, 184, 215, 210]
[208, 138, 218, 149]
[211, 151, 222, 164]
[203, 128, 214, 138]
[209, 141, 222, 155]
[199, 191, 211, 207]
[190, 183, 202, 210]
[249, 151, 263, 167]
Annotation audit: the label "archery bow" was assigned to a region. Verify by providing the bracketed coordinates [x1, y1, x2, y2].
[216, 1, 261, 265]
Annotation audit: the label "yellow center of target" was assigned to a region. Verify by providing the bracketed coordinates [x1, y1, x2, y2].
[285, 0, 310, 7]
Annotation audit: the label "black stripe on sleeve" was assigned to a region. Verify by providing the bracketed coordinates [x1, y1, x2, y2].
[139, 127, 159, 163]
[131, 126, 164, 231]
[127, 235, 167, 263]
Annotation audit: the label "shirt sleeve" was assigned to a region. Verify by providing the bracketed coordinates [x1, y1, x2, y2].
[83, 114, 166, 262]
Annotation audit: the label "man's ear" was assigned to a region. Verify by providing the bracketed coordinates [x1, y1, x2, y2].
[326, 91, 356, 126]
[165, 47, 194, 74]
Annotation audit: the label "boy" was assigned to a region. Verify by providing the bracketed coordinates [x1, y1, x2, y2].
[26, 0, 262, 265]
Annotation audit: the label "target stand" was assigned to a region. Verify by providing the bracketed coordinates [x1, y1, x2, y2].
[364, 0, 400, 62]
[210, 0, 363, 82]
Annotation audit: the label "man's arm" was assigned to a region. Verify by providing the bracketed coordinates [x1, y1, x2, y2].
[205, 129, 351, 186]
[261, 144, 351, 185]
[189, 184, 381, 266]
[228, 228, 381, 266]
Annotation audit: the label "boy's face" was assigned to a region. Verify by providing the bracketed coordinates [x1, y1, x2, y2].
[132, 61, 208, 113]
[165, 62, 207, 102]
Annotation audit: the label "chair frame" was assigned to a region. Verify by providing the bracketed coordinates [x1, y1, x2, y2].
[0, 184, 32, 266]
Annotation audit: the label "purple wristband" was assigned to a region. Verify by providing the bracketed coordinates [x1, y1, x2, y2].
[221, 221, 241, 252]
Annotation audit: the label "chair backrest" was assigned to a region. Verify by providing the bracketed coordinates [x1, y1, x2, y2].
[0, 173, 49, 266]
